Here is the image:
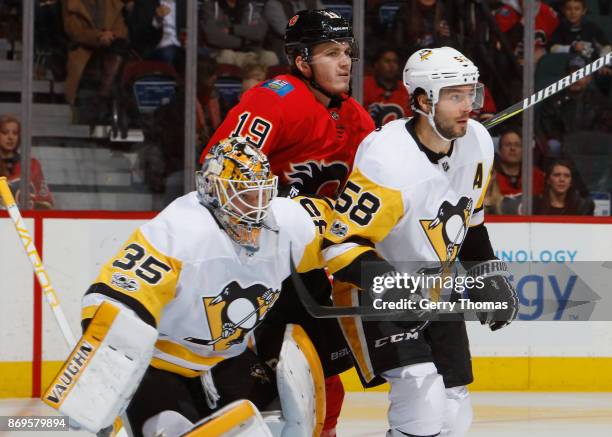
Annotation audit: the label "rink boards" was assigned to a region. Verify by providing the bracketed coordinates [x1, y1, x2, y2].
[1, 212, 612, 397]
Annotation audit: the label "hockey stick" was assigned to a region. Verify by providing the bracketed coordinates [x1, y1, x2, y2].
[289, 209, 472, 320]
[483, 51, 612, 130]
[0, 177, 76, 348]
[0, 178, 128, 437]
[289, 256, 589, 321]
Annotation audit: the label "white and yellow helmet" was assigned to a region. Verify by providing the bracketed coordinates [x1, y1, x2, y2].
[403, 47, 482, 109]
[403, 47, 484, 141]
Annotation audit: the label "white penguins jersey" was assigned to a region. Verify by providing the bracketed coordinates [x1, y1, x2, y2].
[81, 192, 325, 377]
[323, 117, 493, 274]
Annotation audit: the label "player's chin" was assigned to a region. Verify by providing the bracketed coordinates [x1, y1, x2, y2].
[454, 122, 468, 137]
[336, 76, 350, 90]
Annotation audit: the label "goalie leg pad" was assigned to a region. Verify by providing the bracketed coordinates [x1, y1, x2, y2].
[382, 362, 445, 437]
[142, 411, 193, 437]
[42, 301, 157, 433]
[180, 400, 272, 437]
[276, 324, 326, 437]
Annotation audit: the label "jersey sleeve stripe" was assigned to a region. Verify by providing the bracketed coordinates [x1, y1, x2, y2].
[325, 244, 375, 275]
[150, 358, 201, 378]
[84, 283, 157, 327]
[322, 235, 375, 250]
[154, 340, 227, 371]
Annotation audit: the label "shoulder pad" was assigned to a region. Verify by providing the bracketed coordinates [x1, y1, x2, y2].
[260, 79, 295, 97]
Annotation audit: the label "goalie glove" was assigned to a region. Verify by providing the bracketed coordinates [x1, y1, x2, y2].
[465, 260, 519, 331]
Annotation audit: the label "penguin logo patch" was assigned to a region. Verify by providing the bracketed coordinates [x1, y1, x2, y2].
[185, 281, 280, 351]
[419, 197, 473, 262]
[419, 49, 433, 61]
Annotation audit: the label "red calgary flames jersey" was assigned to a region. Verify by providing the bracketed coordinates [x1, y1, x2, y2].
[363, 75, 412, 127]
[494, 2, 559, 46]
[202, 74, 374, 198]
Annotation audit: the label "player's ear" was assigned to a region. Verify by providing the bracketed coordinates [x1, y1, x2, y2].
[416, 93, 431, 114]
[295, 56, 312, 78]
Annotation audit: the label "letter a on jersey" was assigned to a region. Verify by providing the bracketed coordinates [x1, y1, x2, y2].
[419, 197, 473, 262]
[473, 162, 483, 189]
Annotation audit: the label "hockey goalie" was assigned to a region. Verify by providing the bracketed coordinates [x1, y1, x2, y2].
[41, 137, 328, 437]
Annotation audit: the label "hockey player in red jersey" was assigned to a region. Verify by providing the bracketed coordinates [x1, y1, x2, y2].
[202, 10, 374, 199]
[201, 9, 375, 436]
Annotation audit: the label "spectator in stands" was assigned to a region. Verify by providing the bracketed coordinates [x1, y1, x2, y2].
[62, 0, 130, 120]
[494, 0, 559, 65]
[394, 0, 458, 60]
[0, 0, 20, 59]
[241, 62, 267, 94]
[142, 58, 211, 208]
[537, 54, 612, 155]
[263, 0, 322, 65]
[197, 56, 222, 139]
[34, 0, 68, 81]
[0, 115, 53, 209]
[534, 158, 594, 215]
[549, 0, 612, 65]
[201, 0, 278, 68]
[363, 47, 411, 127]
[495, 127, 546, 197]
[484, 169, 504, 215]
[127, 0, 186, 70]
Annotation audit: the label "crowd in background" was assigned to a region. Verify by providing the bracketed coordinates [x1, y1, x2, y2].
[0, 0, 611, 215]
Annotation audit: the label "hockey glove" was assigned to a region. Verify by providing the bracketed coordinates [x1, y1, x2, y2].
[465, 260, 519, 331]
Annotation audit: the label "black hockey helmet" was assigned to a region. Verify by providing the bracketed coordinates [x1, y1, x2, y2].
[284, 9, 358, 64]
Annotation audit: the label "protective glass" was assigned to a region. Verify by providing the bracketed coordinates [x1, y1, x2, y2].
[308, 38, 360, 64]
[438, 83, 485, 110]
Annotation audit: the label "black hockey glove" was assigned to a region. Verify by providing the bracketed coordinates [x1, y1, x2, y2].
[465, 260, 519, 331]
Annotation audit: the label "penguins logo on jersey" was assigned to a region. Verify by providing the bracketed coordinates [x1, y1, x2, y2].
[285, 161, 349, 197]
[193, 281, 280, 351]
[419, 197, 473, 262]
[367, 103, 405, 127]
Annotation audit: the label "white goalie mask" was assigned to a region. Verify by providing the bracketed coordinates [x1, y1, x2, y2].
[196, 137, 278, 253]
[403, 47, 485, 141]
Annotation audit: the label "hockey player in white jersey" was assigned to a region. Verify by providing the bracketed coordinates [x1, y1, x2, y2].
[323, 47, 519, 437]
[42, 137, 328, 437]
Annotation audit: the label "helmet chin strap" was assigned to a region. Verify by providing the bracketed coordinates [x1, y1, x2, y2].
[307, 71, 347, 106]
[297, 52, 346, 105]
[415, 107, 456, 143]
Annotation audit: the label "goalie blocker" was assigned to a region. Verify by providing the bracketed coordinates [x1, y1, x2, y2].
[42, 301, 157, 432]
[43, 300, 324, 437]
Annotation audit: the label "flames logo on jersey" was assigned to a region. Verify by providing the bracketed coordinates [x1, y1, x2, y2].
[285, 161, 349, 198]
[186, 281, 280, 351]
[367, 103, 406, 127]
[419, 197, 473, 263]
